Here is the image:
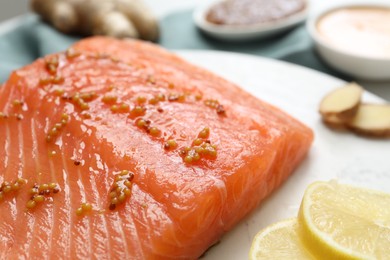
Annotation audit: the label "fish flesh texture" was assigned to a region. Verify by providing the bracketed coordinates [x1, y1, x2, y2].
[0, 37, 313, 259]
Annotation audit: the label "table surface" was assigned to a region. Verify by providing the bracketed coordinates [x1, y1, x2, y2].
[0, 0, 389, 101]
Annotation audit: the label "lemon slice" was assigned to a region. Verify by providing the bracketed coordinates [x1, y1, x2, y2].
[298, 181, 390, 259]
[249, 218, 315, 260]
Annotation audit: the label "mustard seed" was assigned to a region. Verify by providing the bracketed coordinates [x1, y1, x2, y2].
[33, 195, 45, 203]
[149, 127, 160, 136]
[26, 200, 37, 209]
[81, 203, 92, 211]
[198, 127, 210, 139]
[76, 207, 83, 216]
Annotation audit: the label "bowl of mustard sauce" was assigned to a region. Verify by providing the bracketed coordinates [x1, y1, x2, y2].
[308, 2, 390, 81]
[194, 0, 308, 41]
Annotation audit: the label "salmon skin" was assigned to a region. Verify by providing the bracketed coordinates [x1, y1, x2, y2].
[0, 37, 313, 259]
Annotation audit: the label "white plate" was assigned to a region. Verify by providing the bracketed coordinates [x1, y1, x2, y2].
[193, 0, 308, 41]
[177, 50, 390, 259]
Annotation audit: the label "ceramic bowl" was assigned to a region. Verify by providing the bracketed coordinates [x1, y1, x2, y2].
[307, 2, 390, 81]
[193, 0, 308, 42]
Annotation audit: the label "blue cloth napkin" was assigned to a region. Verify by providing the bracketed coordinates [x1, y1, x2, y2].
[0, 10, 350, 83]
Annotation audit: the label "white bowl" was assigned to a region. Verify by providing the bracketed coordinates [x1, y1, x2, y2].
[193, 0, 308, 42]
[307, 2, 390, 81]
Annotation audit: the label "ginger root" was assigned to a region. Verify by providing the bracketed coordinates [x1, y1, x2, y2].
[319, 82, 390, 138]
[31, 0, 159, 41]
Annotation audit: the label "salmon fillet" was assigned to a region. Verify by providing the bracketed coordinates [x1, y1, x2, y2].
[0, 37, 313, 259]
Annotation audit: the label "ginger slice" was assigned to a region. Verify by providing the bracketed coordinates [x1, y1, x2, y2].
[322, 115, 347, 130]
[319, 83, 363, 121]
[347, 104, 390, 137]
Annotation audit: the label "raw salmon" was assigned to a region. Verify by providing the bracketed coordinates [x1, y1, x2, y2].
[0, 37, 313, 259]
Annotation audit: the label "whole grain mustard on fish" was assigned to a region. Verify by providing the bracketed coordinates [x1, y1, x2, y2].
[0, 37, 313, 259]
